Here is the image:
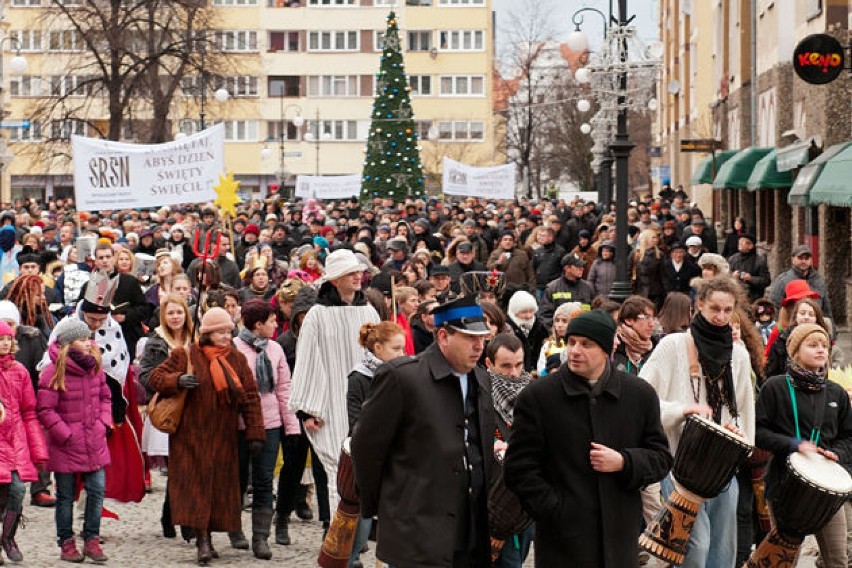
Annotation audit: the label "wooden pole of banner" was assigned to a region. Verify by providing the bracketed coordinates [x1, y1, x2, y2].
[390, 275, 397, 323]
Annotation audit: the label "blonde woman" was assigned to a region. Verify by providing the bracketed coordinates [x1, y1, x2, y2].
[145, 250, 183, 309]
[628, 229, 665, 307]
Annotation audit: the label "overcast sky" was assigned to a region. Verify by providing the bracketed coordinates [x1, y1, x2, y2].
[492, 0, 660, 61]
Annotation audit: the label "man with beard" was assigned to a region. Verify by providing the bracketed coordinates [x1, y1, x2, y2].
[484, 333, 534, 568]
[449, 241, 486, 293]
[505, 291, 548, 373]
[504, 310, 672, 566]
[352, 295, 495, 568]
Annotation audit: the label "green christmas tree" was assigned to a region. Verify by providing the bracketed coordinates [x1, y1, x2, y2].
[360, 12, 425, 203]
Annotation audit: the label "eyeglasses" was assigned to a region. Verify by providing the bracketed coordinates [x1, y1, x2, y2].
[635, 314, 654, 321]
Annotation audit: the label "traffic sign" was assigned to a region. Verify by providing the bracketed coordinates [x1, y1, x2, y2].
[680, 139, 723, 153]
[0, 119, 30, 130]
[283, 152, 302, 158]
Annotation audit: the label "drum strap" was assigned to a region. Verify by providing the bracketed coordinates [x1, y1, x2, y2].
[785, 376, 826, 445]
[685, 334, 703, 404]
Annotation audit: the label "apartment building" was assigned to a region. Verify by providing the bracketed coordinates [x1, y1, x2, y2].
[0, 0, 497, 202]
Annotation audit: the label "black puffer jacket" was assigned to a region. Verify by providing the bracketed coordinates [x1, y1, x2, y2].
[16, 325, 47, 393]
[277, 285, 318, 372]
[532, 243, 566, 288]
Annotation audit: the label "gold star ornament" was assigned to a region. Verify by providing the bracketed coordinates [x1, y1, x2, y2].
[213, 172, 242, 218]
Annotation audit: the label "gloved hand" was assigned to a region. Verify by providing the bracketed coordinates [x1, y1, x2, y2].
[249, 441, 264, 457]
[178, 374, 199, 389]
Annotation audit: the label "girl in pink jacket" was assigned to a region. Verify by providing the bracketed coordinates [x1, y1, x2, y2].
[0, 321, 47, 563]
[37, 318, 111, 563]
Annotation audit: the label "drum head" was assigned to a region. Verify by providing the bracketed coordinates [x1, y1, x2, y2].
[688, 414, 751, 447]
[789, 452, 852, 495]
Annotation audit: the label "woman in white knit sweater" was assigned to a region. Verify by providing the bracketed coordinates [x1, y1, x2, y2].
[639, 275, 755, 568]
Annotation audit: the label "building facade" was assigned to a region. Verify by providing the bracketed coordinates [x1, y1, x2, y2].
[0, 0, 497, 202]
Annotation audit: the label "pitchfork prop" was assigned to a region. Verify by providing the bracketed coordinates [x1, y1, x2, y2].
[192, 228, 222, 339]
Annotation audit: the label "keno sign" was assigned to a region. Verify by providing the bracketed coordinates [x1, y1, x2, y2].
[792, 34, 846, 85]
[72, 124, 225, 211]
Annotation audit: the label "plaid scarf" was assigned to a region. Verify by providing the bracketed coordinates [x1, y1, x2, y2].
[488, 368, 532, 427]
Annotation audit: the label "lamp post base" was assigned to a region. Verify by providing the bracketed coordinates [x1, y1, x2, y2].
[608, 280, 633, 303]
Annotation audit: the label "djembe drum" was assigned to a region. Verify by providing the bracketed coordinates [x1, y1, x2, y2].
[746, 452, 852, 568]
[318, 438, 360, 568]
[639, 415, 753, 564]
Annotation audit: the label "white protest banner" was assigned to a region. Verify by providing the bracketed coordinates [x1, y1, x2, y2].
[71, 124, 225, 211]
[294, 175, 362, 200]
[442, 157, 516, 199]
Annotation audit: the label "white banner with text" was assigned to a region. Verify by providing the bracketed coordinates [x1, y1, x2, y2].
[294, 175, 362, 200]
[71, 124, 225, 211]
[442, 157, 516, 199]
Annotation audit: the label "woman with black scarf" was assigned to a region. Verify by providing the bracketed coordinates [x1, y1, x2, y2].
[755, 324, 852, 568]
[639, 275, 755, 568]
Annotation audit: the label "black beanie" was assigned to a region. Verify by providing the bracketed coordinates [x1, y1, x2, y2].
[565, 310, 616, 355]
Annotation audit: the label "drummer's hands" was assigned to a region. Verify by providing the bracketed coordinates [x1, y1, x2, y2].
[797, 441, 838, 461]
[683, 404, 713, 419]
[723, 423, 746, 439]
[590, 442, 624, 473]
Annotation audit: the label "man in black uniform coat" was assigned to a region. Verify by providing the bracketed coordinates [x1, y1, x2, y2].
[504, 310, 672, 567]
[352, 295, 495, 568]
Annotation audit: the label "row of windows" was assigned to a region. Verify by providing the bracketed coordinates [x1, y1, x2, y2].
[8, 29, 486, 54]
[211, 0, 484, 6]
[8, 119, 485, 143]
[9, 74, 485, 99]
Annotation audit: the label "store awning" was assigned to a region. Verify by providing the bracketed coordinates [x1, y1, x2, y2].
[776, 137, 821, 172]
[809, 143, 852, 207]
[746, 150, 793, 191]
[690, 150, 738, 185]
[788, 141, 852, 207]
[713, 147, 773, 189]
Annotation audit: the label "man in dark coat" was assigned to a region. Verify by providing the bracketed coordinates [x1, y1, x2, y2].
[727, 233, 770, 302]
[662, 241, 700, 295]
[531, 227, 565, 300]
[538, 253, 594, 327]
[352, 295, 495, 568]
[504, 310, 672, 567]
[448, 241, 486, 294]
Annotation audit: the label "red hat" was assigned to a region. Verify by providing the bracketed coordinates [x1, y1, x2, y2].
[781, 279, 820, 307]
[244, 224, 260, 237]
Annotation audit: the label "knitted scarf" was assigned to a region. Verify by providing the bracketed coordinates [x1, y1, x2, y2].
[618, 323, 653, 363]
[488, 368, 532, 427]
[201, 345, 243, 404]
[787, 358, 827, 392]
[238, 328, 274, 394]
[690, 313, 737, 422]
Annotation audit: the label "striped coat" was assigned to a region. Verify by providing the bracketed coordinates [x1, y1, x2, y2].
[288, 282, 379, 507]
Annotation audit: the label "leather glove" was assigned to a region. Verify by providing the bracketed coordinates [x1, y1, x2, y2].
[178, 374, 199, 389]
[248, 440, 264, 457]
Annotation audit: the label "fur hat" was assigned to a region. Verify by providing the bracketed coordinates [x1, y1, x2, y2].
[507, 290, 538, 317]
[786, 323, 829, 359]
[199, 307, 235, 334]
[54, 318, 91, 346]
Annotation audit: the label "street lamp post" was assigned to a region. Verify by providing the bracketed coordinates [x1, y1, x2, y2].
[196, 33, 230, 131]
[262, 99, 303, 198]
[303, 109, 331, 176]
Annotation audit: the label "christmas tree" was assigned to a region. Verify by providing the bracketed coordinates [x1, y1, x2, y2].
[361, 12, 425, 203]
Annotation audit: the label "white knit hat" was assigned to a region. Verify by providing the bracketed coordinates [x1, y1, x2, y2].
[0, 301, 20, 326]
[323, 249, 365, 281]
[507, 290, 538, 317]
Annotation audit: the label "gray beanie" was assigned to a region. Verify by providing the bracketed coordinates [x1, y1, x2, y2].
[54, 318, 91, 346]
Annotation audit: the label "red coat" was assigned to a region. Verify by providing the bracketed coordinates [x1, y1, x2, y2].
[0, 357, 48, 483]
[396, 313, 415, 356]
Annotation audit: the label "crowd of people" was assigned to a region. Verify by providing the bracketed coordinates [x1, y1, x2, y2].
[0, 191, 848, 567]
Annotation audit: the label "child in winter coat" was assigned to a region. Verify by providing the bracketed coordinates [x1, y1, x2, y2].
[37, 318, 112, 563]
[0, 321, 48, 563]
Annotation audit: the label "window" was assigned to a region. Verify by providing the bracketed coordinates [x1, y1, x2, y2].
[10, 0, 41, 6]
[438, 30, 484, 51]
[48, 30, 85, 52]
[9, 121, 41, 142]
[409, 75, 431, 96]
[406, 31, 431, 51]
[436, 121, 484, 141]
[308, 0, 357, 5]
[307, 31, 358, 52]
[438, 0, 483, 4]
[213, 30, 258, 52]
[51, 119, 86, 140]
[11, 31, 41, 52]
[269, 31, 300, 52]
[439, 75, 484, 96]
[49, 75, 94, 97]
[416, 120, 433, 140]
[406, 0, 432, 5]
[307, 120, 359, 141]
[178, 119, 201, 136]
[374, 31, 385, 51]
[267, 120, 301, 141]
[374, 0, 397, 5]
[307, 75, 359, 97]
[10, 76, 44, 97]
[214, 76, 258, 97]
[212, 0, 258, 4]
[268, 76, 300, 97]
[222, 120, 260, 141]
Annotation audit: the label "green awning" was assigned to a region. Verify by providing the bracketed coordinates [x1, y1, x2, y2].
[788, 142, 852, 207]
[746, 150, 793, 191]
[776, 137, 821, 172]
[690, 150, 738, 185]
[809, 143, 852, 207]
[713, 147, 773, 189]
